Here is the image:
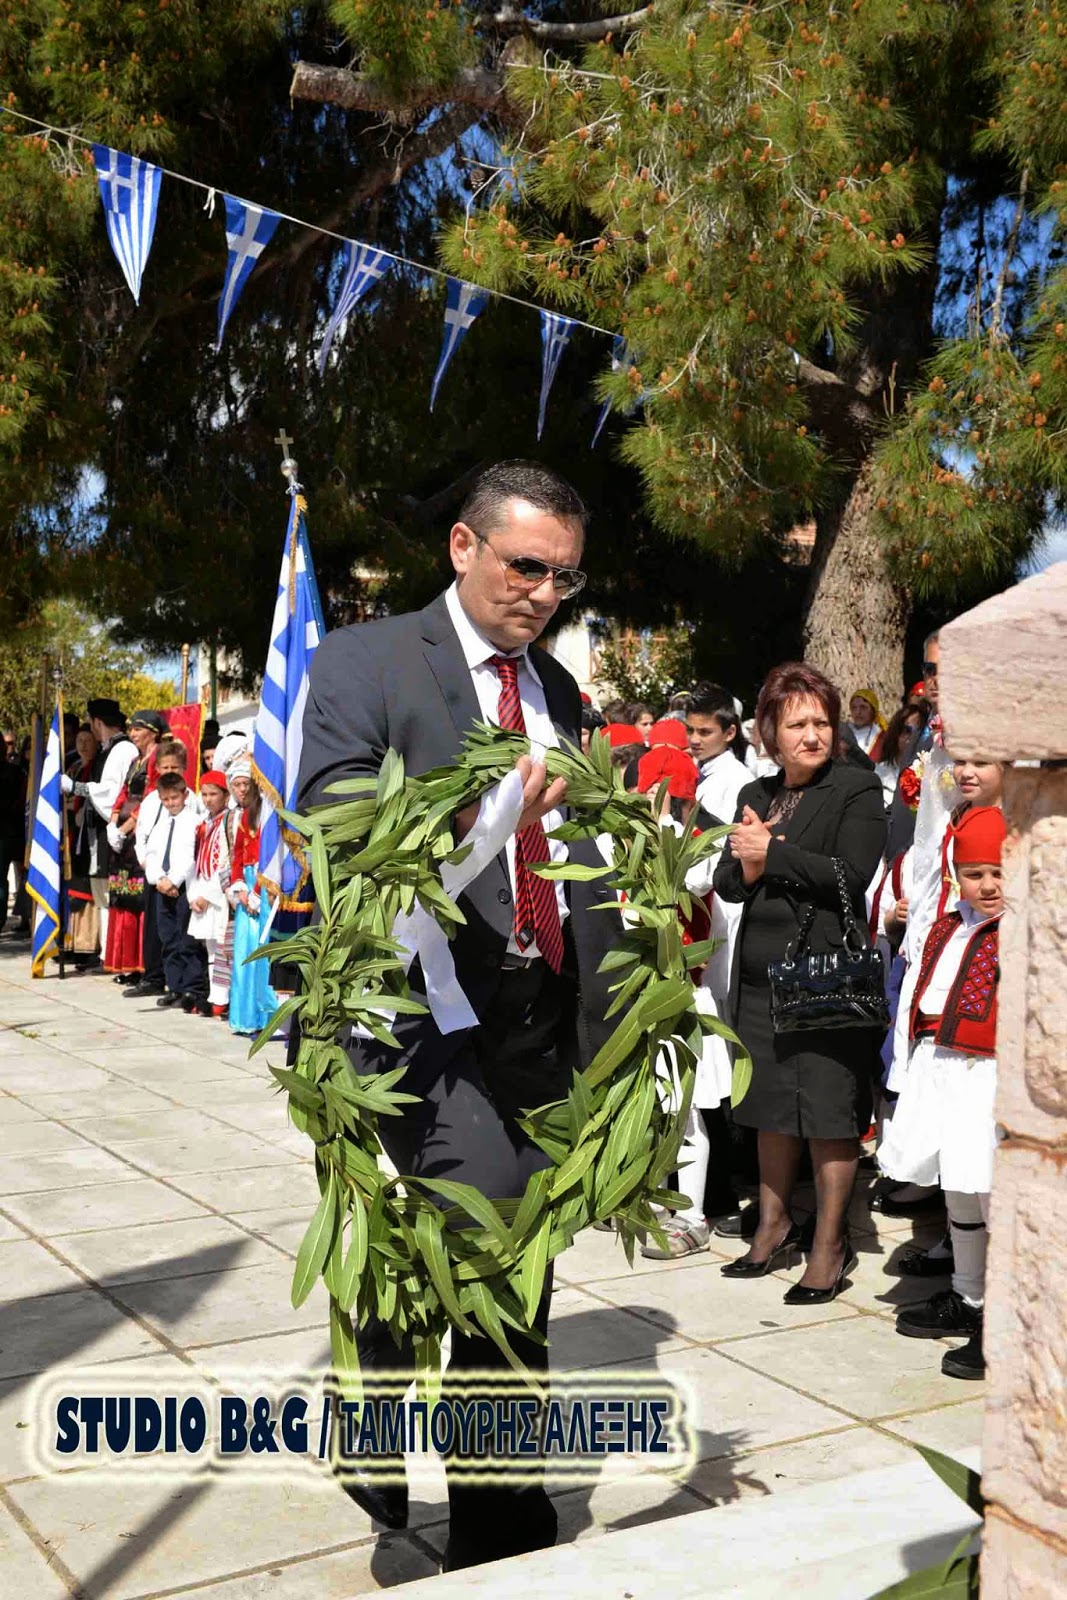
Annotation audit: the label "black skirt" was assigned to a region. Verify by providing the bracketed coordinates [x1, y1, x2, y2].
[732, 976, 878, 1139]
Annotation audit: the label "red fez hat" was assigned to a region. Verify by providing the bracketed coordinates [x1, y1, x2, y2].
[637, 746, 698, 801]
[952, 805, 1007, 866]
[200, 770, 229, 790]
[580, 691, 592, 705]
[605, 723, 644, 748]
[647, 719, 688, 750]
[908, 680, 925, 700]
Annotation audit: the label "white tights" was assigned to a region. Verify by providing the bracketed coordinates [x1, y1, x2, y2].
[677, 1107, 711, 1228]
[945, 1190, 990, 1307]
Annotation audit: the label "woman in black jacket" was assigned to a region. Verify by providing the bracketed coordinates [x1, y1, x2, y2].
[713, 662, 887, 1302]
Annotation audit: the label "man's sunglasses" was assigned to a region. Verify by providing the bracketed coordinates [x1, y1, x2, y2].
[472, 529, 587, 600]
[922, 660, 939, 675]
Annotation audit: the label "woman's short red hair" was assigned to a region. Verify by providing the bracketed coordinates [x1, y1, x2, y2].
[756, 662, 841, 762]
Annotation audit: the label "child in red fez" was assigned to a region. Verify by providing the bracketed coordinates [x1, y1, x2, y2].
[879, 805, 1007, 1380]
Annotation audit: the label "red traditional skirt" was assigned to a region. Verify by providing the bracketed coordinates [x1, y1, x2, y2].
[104, 908, 143, 974]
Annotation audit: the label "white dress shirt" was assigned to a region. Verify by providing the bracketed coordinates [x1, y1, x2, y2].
[847, 721, 879, 755]
[696, 748, 750, 826]
[444, 582, 568, 954]
[143, 805, 199, 891]
[135, 786, 201, 866]
[84, 736, 137, 822]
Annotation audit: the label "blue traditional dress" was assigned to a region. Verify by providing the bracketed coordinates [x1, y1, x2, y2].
[227, 817, 278, 1035]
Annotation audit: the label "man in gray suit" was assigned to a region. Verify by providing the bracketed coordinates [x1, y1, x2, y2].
[298, 460, 617, 1570]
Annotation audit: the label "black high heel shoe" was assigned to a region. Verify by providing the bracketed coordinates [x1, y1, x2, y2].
[783, 1233, 858, 1304]
[721, 1221, 802, 1279]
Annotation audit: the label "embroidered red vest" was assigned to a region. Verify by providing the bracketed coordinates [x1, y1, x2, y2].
[910, 911, 1000, 1056]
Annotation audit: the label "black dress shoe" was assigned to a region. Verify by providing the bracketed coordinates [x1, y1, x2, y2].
[897, 1236, 954, 1278]
[941, 1325, 985, 1380]
[869, 1185, 945, 1218]
[156, 992, 184, 1008]
[721, 1222, 802, 1278]
[896, 1289, 982, 1340]
[783, 1235, 858, 1304]
[714, 1200, 760, 1239]
[336, 1463, 409, 1529]
[123, 980, 164, 999]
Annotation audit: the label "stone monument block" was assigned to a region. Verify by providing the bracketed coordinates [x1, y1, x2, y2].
[982, 1513, 1067, 1599]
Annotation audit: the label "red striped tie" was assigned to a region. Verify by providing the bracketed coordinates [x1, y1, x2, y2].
[490, 655, 564, 975]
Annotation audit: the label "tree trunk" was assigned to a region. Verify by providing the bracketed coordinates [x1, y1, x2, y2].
[802, 460, 910, 712]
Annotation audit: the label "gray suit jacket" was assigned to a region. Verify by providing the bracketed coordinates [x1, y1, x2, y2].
[297, 592, 617, 1087]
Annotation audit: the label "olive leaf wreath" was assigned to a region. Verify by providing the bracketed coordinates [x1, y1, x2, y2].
[249, 726, 750, 1391]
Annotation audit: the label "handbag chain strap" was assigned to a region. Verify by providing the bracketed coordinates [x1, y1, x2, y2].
[782, 857, 868, 967]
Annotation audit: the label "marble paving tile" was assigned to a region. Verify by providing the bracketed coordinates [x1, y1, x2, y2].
[93, 1132, 302, 1179]
[0, 1237, 87, 1297]
[0, 1095, 45, 1123]
[550, 1287, 691, 1370]
[2, 1177, 212, 1237]
[721, 1314, 982, 1421]
[0, 1285, 162, 1379]
[5, 1467, 405, 1599]
[0, 1500, 72, 1599]
[13, 1084, 173, 1119]
[0, 1061, 114, 1094]
[0, 1143, 138, 1196]
[883, 1397, 987, 1457]
[587, 1257, 860, 1345]
[53, 1215, 282, 1287]
[684, 1421, 914, 1505]
[647, 1345, 853, 1466]
[0, 1210, 27, 1241]
[164, 1536, 439, 1599]
[57, 1108, 229, 1146]
[110, 1260, 328, 1348]
[177, 1164, 319, 1214]
[555, 1226, 731, 1288]
[187, 1326, 331, 1382]
[0, 1119, 100, 1157]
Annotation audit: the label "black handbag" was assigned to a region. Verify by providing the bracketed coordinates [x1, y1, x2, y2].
[768, 857, 889, 1033]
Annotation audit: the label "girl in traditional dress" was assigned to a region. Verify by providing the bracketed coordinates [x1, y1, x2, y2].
[104, 711, 166, 978]
[226, 764, 278, 1035]
[65, 724, 101, 965]
[187, 770, 234, 1018]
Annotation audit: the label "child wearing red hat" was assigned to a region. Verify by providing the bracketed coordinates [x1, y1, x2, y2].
[186, 770, 235, 1018]
[878, 805, 1007, 1380]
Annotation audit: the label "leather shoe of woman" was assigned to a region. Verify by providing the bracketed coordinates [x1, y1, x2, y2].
[721, 1222, 802, 1278]
[337, 1462, 408, 1529]
[783, 1235, 857, 1304]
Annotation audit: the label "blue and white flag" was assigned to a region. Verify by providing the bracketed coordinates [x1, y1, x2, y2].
[430, 279, 491, 410]
[252, 495, 325, 918]
[317, 242, 391, 377]
[538, 310, 577, 440]
[217, 196, 282, 350]
[27, 701, 63, 979]
[92, 145, 162, 304]
[592, 335, 634, 446]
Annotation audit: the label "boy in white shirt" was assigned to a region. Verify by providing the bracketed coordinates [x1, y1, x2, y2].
[144, 772, 206, 1009]
[687, 682, 751, 826]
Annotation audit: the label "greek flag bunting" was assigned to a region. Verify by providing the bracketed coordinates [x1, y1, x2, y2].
[92, 145, 163, 304]
[430, 279, 491, 411]
[251, 495, 325, 916]
[592, 335, 634, 446]
[537, 310, 577, 440]
[317, 242, 391, 377]
[216, 196, 282, 350]
[27, 701, 64, 979]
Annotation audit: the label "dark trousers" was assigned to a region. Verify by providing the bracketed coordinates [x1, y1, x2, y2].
[157, 888, 207, 998]
[357, 958, 577, 1568]
[141, 884, 164, 987]
[0, 836, 15, 931]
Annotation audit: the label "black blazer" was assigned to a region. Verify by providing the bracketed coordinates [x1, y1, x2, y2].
[297, 591, 618, 1083]
[713, 759, 887, 1006]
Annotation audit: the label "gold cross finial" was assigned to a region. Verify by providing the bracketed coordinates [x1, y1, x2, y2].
[275, 428, 301, 494]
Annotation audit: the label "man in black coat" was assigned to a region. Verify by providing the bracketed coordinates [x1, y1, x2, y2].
[297, 460, 617, 1571]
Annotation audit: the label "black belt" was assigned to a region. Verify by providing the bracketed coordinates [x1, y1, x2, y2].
[500, 951, 544, 971]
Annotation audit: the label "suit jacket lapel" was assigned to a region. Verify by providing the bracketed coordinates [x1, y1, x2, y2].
[532, 646, 577, 748]
[419, 593, 482, 744]
[782, 761, 837, 847]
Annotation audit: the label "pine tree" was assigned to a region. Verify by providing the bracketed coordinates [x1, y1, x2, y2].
[290, 0, 1060, 702]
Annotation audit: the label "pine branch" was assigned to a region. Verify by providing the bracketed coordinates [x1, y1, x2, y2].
[289, 60, 510, 119]
[795, 357, 879, 461]
[484, 5, 653, 42]
[989, 165, 1030, 343]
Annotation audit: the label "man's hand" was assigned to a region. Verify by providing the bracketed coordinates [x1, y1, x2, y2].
[157, 876, 177, 897]
[729, 804, 772, 885]
[454, 754, 568, 842]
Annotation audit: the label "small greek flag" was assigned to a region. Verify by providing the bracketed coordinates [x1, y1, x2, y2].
[252, 495, 325, 916]
[430, 279, 490, 411]
[317, 242, 390, 377]
[217, 196, 281, 350]
[538, 310, 576, 440]
[592, 335, 633, 446]
[27, 701, 63, 979]
[92, 145, 162, 304]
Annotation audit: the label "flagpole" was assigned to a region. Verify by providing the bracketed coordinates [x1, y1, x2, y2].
[275, 429, 302, 617]
[54, 667, 68, 982]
